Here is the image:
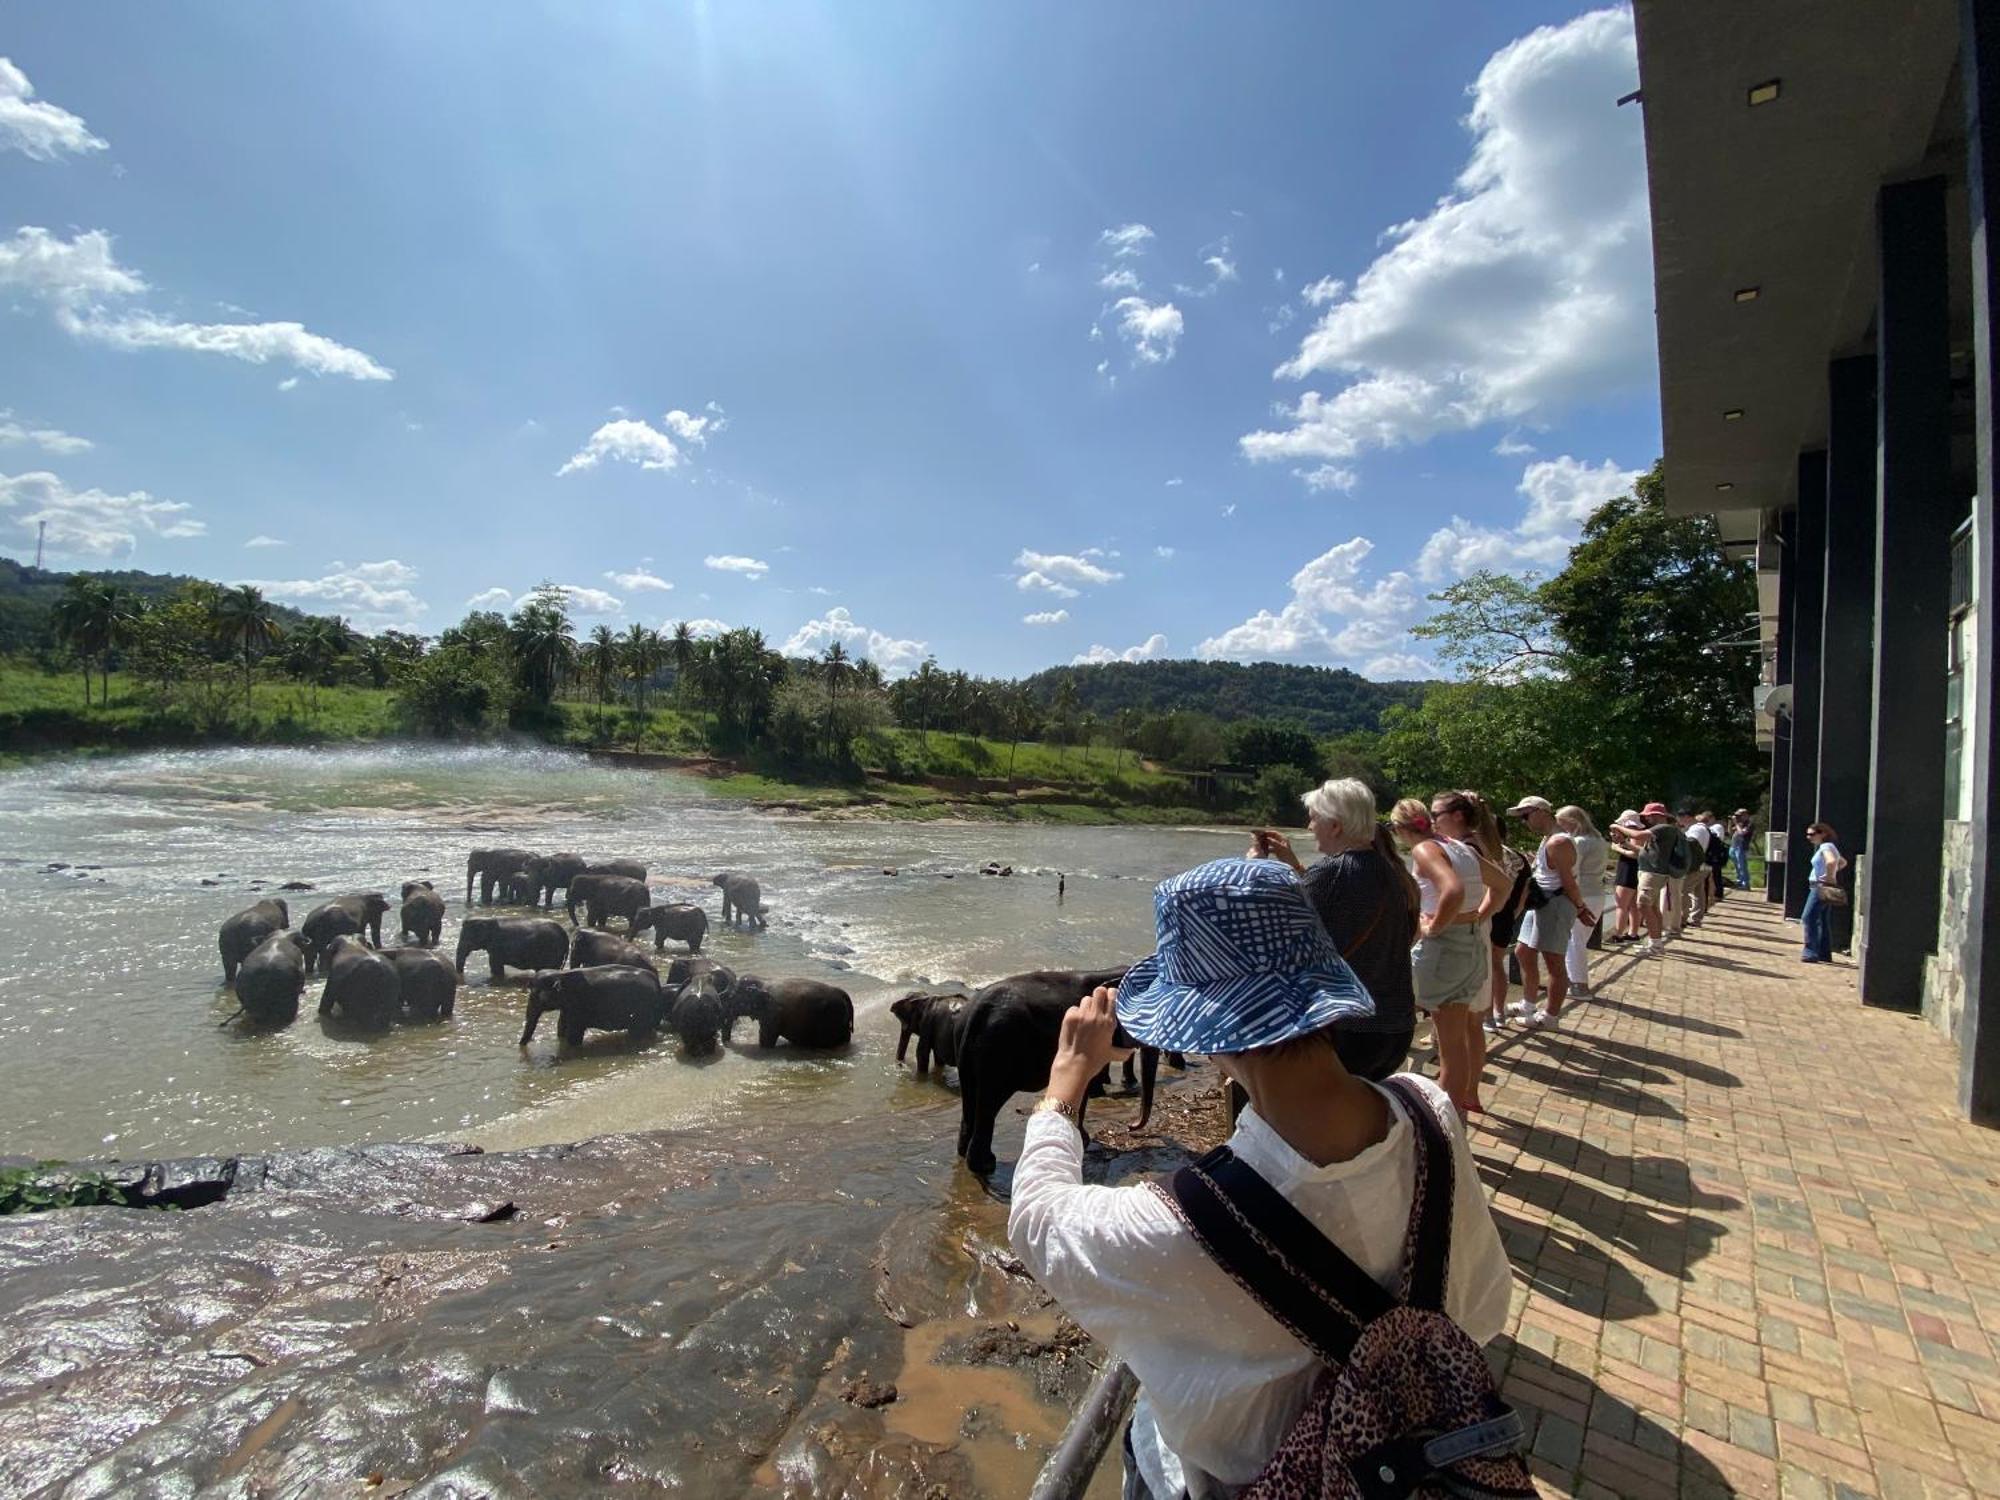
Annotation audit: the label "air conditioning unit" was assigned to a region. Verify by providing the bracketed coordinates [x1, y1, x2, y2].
[1753, 684, 1792, 720]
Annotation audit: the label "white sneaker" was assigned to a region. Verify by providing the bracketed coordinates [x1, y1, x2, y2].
[1482, 1017, 1500, 1035]
[1510, 999, 1536, 1021]
[1532, 1009, 1561, 1028]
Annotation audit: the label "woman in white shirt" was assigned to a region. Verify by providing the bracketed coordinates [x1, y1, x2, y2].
[1555, 806, 1608, 998]
[1007, 856, 1512, 1499]
[1800, 821, 1846, 963]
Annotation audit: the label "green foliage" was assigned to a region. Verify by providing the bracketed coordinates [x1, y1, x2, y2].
[0, 1162, 131, 1215]
[1228, 719, 1323, 775]
[393, 646, 504, 736]
[1018, 659, 1428, 736]
[1249, 763, 1317, 824]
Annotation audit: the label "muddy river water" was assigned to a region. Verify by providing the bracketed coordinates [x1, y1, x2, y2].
[0, 746, 1242, 1495]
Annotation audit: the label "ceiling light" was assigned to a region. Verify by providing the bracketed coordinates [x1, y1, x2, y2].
[1734, 286, 1761, 303]
[1716, 482, 1735, 492]
[1723, 409, 1744, 421]
[1747, 79, 1781, 106]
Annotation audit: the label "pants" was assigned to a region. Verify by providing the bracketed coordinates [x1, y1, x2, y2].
[1801, 887, 1832, 961]
[1682, 872, 1707, 926]
[1664, 875, 1687, 933]
[1731, 846, 1751, 888]
[1565, 918, 1591, 989]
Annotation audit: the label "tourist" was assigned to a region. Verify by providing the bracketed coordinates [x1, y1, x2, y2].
[1429, 792, 1514, 1048]
[1006, 860, 1511, 1499]
[1679, 809, 1712, 929]
[1506, 797, 1595, 1027]
[1554, 805, 1608, 998]
[1730, 809, 1755, 890]
[1609, 809, 1644, 941]
[1800, 821, 1847, 964]
[1612, 802, 1682, 954]
[1247, 777, 1418, 1079]
[1701, 810, 1730, 906]
[1392, 798, 1491, 1115]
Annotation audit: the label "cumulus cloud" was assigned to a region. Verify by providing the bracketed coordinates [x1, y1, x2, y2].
[681, 617, 728, 637]
[464, 587, 513, 611]
[1074, 633, 1168, 665]
[0, 226, 391, 379]
[0, 58, 106, 160]
[1203, 250, 1238, 284]
[1298, 465, 1358, 494]
[1415, 454, 1641, 583]
[704, 554, 768, 579]
[1023, 609, 1069, 626]
[1493, 432, 1536, 457]
[1013, 549, 1122, 599]
[605, 567, 673, 592]
[1098, 266, 1142, 292]
[547, 583, 624, 616]
[244, 560, 427, 628]
[1242, 10, 1648, 474]
[277, 377, 300, 392]
[558, 404, 725, 475]
[243, 534, 286, 548]
[1197, 537, 1422, 668]
[1364, 651, 1435, 679]
[1300, 276, 1346, 306]
[1110, 296, 1183, 365]
[783, 607, 927, 676]
[1, 468, 203, 559]
[0, 410, 91, 454]
[1099, 223, 1155, 258]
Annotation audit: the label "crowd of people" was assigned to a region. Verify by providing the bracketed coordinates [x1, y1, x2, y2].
[1007, 777, 1762, 1498]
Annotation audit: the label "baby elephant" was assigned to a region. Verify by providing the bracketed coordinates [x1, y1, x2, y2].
[575, 874, 652, 931]
[236, 930, 309, 1027]
[319, 935, 400, 1030]
[731, 976, 853, 1050]
[301, 893, 391, 971]
[385, 947, 459, 1022]
[569, 928, 658, 973]
[712, 873, 767, 929]
[220, 898, 290, 983]
[400, 881, 445, 947]
[891, 991, 969, 1077]
[630, 902, 707, 953]
[521, 965, 667, 1048]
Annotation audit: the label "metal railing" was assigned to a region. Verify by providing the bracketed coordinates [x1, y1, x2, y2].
[1950, 514, 1975, 616]
[1029, 1360, 1139, 1500]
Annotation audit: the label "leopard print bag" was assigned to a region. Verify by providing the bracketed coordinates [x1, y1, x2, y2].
[1158, 1077, 1533, 1500]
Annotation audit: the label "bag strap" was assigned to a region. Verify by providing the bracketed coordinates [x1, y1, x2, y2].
[1380, 1076, 1455, 1311]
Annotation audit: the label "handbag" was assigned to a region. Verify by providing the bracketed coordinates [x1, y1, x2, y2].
[1816, 881, 1849, 907]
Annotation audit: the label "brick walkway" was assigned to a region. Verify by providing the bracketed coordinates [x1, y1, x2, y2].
[1470, 893, 2000, 1499]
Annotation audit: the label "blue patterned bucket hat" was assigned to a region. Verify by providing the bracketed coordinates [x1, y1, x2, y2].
[1115, 857, 1376, 1054]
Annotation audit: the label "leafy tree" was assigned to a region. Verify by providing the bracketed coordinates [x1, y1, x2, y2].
[49, 577, 140, 705]
[282, 616, 354, 718]
[1227, 719, 1322, 775]
[507, 585, 574, 711]
[580, 625, 620, 735]
[665, 621, 697, 700]
[211, 585, 281, 706]
[395, 645, 503, 736]
[1249, 763, 1317, 825]
[821, 641, 852, 757]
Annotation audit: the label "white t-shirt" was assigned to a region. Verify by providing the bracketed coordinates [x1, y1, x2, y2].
[1685, 822, 1712, 853]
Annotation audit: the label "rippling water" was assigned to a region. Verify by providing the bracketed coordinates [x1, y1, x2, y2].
[0, 745, 1241, 1160]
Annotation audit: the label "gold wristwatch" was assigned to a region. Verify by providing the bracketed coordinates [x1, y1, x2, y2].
[1034, 1095, 1080, 1126]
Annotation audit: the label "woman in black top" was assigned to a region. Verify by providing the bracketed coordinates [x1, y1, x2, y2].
[1249, 776, 1417, 1079]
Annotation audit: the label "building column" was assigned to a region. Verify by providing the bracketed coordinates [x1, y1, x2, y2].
[1958, 0, 2000, 1122]
[1768, 510, 1796, 903]
[1785, 451, 1829, 920]
[1860, 177, 1954, 1011]
[1819, 357, 1878, 953]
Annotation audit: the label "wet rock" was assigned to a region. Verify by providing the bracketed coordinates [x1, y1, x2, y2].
[200, 879, 221, 887]
[881, 868, 898, 876]
[841, 1379, 899, 1408]
[279, 880, 315, 891]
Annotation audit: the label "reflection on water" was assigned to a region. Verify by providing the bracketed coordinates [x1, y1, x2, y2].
[0, 745, 1240, 1159]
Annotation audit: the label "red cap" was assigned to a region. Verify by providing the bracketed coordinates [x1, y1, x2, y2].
[1641, 801, 1671, 818]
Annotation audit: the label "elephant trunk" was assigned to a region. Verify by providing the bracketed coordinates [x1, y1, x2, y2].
[454, 939, 473, 976]
[1135, 1045, 1158, 1131]
[466, 856, 478, 905]
[896, 1025, 912, 1064]
[519, 992, 546, 1046]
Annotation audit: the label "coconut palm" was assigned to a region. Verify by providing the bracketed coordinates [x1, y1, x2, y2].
[580, 624, 620, 734]
[821, 641, 852, 757]
[621, 623, 660, 718]
[211, 585, 282, 706]
[50, 577, 140, 706]
[1052, 675, 1081, 757]
[506, 585, 574, 709]
[664, 621, 698, 701]
[1004, 684, 1039, 782]
[907, 657, 941, 746]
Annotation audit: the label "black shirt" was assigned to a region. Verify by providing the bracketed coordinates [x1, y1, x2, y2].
[1300, 850, 1416, 1035]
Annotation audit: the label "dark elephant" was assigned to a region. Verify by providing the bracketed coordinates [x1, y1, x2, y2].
[497, 868, 540, 905]
[569, 928, 658, 973]
[301, 894, 391, 972]
[385, 947, 459, 1021]
[455, 916, 570, 980]
[955, 967, 1154, 1178]
[318, 935, 400, 1030]
[669, 969, 733, 1054]
[712, 872, 766, 928]
[568, 874, 651, 930]
[399, 881, 444, 947]
[731, 976, 853, 1049]
[467, 847, 537, 905]
[629, 902, 707, 952]
[526, 852, 589, 908]
[220, 898, 289, 983]
[584, 858, 648, 883]
[520, 964, 667, 1047]
[235, 930, 308, 1027]
[664, 955, 736, 991]
[891, 991, 969, 1077]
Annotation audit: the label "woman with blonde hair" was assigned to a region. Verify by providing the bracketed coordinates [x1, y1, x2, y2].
[1391, 797, 1492, 1116]
[1437, 791, 1526, 1034]
[1554, 805, 1608, 998]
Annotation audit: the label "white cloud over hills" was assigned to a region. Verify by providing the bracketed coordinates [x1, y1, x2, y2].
[1, 467, 203, 559]
[245, 559, 427, 629]
[783, 607, 926, 676]
[1074, 633, 1167, 665]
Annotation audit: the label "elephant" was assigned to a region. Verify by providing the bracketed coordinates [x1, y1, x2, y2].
[664, 955, 736, 991]
[455, 916, 570, 980]
[569, 928, 658, 973]
[497, 868, 540, 905]
[467, 847, 536, 906]
[399, 881, 445, 946]
[629, 902, 707, 953]
[567, 874, 651, 930]
[730, 976, 854, 1050]
[954, 967, 1155, 1178]
[520, 964, 668, 1047]
[713, 872, 767, 929]
[891, 991, 970, 1077]
[300, 894, 391, 971]
[669, 969, 732, 1055]
[220, 898, 290, 983]
[318, 935, 400, 1030]
[385, 947, 459, 1021]
[526, 852, 589, 908]
[235, 930, 308, 1026]
[584, 858, 648, 883]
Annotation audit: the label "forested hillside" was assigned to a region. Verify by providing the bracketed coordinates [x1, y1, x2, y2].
[0, 560, 316, 653]
[1019, 659, 1430, 736]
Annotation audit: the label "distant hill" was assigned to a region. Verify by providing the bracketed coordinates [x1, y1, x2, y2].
[1020, 659, 1431, 736]
[0, 558, 318, 653]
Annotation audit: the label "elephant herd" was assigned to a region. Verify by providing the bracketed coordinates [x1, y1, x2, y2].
[212, 848, 849, 1058]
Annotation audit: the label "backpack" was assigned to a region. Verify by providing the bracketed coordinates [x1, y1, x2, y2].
[1704, 827, 1728, 871]
[1157, 1076, 1532, 1500]
[1659, 825, 1694, 878]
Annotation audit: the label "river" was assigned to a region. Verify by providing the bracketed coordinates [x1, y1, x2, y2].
[0, 744, 1239, 1163]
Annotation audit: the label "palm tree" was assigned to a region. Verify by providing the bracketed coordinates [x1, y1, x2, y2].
[581, 625, 620, 735]
[821, 641, 852, 758]
[909, 657, 940, 746]
[1079, 711, 1099, 765]
[621, 623, 659, 718]
[212, 585, 281, 707]
[506, 585, 574, 709]
[665, 621, 697, 702]
[1052, 676, 1081, 758]
[50, 577, 139, 706]
[286, 615, 353, 718]
[1004, 684, 1039, 782]
[1114, 707, 1140, 771]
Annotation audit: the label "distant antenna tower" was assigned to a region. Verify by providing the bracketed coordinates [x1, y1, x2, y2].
[35, 520, 45, 569]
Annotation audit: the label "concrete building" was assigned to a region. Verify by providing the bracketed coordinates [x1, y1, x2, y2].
[1632, 0, 1998, 1123]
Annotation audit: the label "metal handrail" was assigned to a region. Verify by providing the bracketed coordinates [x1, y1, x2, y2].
[1028, 1360, 1139, 1500]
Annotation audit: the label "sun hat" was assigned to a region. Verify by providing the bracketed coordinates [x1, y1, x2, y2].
[1614, 808, 1644, 830]
[1505, 795, 1554, 817]
[1115, 857, 1375, 1054]
[1641, 801, 1672, 820]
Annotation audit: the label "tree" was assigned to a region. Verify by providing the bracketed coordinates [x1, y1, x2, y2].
[49, 577, 139, 706]
[665, 621, 697, 701]
[1228, 719, 1322, 775]
[507, 585, 574, 712]
[1051, 675, 1081, 756]
[821, 641, 852, 758]
[580, 625, 620, 735]
[212, 585, 281, 706]
[621, 623, 661, 720]
[1004, 685, 1040, 782]
[282, 615, 354, 718]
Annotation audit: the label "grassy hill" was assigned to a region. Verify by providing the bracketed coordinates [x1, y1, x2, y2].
[1020, 659, 1430, 736]
[0, 558, 319, 654]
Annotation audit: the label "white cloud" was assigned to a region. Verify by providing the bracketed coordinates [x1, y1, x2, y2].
[662, 403, 726, 446]
[243, 534, 286, 549]
[1493, 432, 1536, 456]
[1197, 537, 1422, 667]
[1013, 550, 1123, 595]
[1, 468, 203, 559]
[464, 587, 513, 611]
[1154, 546, 1176, 559]
[1099, 223, 1155, 258]
[605, 568, 673, 592]
[1098, 266, 1142, 292]
[1268, 304, 1297, 333]
[548, 583, 623, 616]
[1111, 296, 1183, 365]
[1300, 276, 1346, 307]
[0, 58, 107, 160]
[0, 226, 391, 380]
[1164, 477, 1184, 487]
[1017, 571, 1078, 599]
[1298, 465, 1358, 494]
[0, 410, 91, 454]
[705, 554, 769, 579]
[1222, 503, 1237, 517]
[807, 585, 834, 596]
[1364, 652, 1435, 678]
[783, 606, 927, 676]
[1023, 609, 1069, 626]
[1242, 9, 1649, 474]
[1415, 454, 1642, 583]
[277, 377, 299, 393]
[559, 405, 725, 475]
[1203, 252, 1238, 284]
[681, 617, 728, 637]
[244, 560, 427, 628]
[1074, 633, 1168, 665]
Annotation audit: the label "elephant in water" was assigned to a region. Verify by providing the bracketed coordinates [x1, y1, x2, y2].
[730, 976, 853, 1050]
[318, 935, 399, 1030]
[455, 916, 569, 980]
[630, 902, 706, 953]
[891, 991, 969, 1078]
[526, 852, 589, 908]
[300, 894, 391, 972]
[669, 969, 732, 1055]
[567, 874, 651, 931]
[466, 847, 536, 906]
[497, 868, 540, 906]
[235, 930, 308, 1027]
[568, 928, 658, 973]
[584, 858, 648, 884]
[399, 881, 444, 947]
[220, 898, 289, 983]
[712, 873, 767, 929]
[520, 964, 667, 1048]
[385, 947, 458, 1022]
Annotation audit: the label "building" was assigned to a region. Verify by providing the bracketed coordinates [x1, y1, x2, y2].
[1632, 0, 1997, 1124]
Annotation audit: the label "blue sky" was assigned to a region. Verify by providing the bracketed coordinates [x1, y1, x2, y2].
[1, 4, 1658, 679]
